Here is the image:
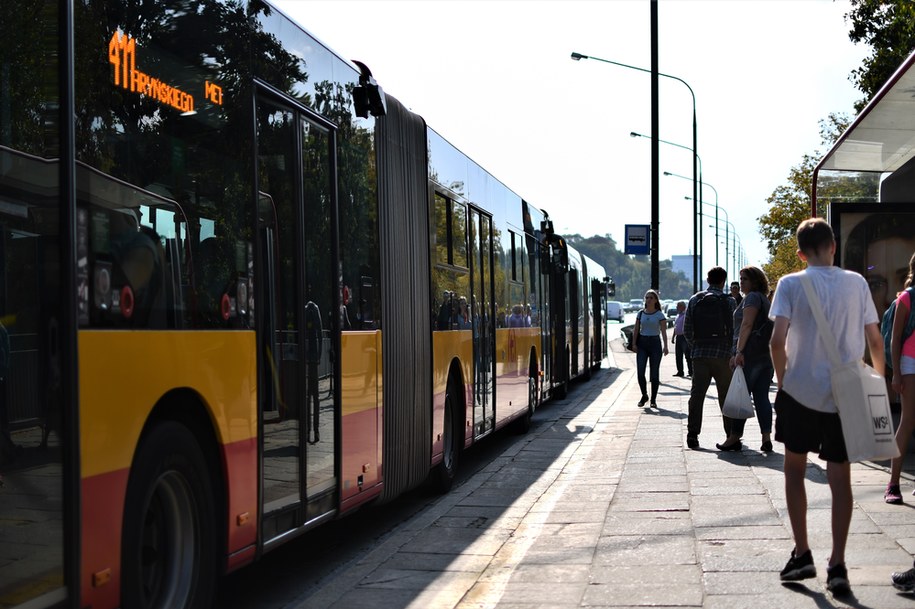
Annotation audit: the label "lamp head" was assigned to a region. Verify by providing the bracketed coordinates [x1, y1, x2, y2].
[663, 171, 672, 176]
[629, 132, 639, 138]
[570, 52, 587, 61]
[352, 60, 387, 118]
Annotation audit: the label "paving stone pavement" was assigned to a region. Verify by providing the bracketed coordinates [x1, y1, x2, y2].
[293, 339, 915, 609]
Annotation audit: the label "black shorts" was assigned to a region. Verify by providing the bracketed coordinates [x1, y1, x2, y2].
[774, 389, 848, 463]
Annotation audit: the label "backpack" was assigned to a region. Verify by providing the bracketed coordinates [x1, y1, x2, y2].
[881, 286, 915, 369]
[692, 291, 733, 344]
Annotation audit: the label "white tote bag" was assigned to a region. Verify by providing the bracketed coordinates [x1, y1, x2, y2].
[800, 276, 898, 462]
[830, 359, 898, 462]
[722, 366, 754, 419]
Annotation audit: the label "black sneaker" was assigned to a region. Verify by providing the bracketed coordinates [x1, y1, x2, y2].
[780, 549, 816, 581]
[826, 563, 849, 593]
[892, 565, 915, 592]
[638, 395, 649, 407]
[686, 436, 699, 449]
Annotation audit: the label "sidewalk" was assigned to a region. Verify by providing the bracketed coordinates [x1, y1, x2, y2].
[293, 339, 915, 609]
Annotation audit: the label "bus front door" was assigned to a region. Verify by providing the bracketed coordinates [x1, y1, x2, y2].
[256, 96, 338, 544]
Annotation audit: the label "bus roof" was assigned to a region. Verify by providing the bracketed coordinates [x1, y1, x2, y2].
[813, 48, 915, 211]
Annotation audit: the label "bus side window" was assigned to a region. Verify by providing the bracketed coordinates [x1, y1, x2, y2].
[110, 213, 166, 328]
[194, 237, 230, 326]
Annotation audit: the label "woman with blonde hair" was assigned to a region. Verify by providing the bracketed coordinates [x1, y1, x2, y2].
[632, 289, 668, 408]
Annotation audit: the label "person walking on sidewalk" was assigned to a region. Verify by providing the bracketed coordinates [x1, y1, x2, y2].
[885, 252, 915, 504]
[632, 289, 668, 408]
[717, 266, 775, 452]
[771, 218, 884, 594]
[730, 281, 744, 306]
[672, 301, 692, 378]
[684, 266, 736, 449]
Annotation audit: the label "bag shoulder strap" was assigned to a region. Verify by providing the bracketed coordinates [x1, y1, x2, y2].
[901, 286, 915, 336]
[799, 274, 843, 367]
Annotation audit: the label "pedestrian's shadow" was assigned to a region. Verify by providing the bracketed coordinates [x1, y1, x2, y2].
[639, 405, 686, 420]
[781, 581, 874, 609]
[659, 380, 691, 395]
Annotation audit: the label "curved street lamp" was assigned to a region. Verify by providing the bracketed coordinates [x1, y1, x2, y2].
[665, 171, 721, 271]
[686, 196, 745, 279]
[631, 131, 702, 290]
[572, 52, 699, 293]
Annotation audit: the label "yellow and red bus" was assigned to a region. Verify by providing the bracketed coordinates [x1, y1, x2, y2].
[0, 3, 612, 608]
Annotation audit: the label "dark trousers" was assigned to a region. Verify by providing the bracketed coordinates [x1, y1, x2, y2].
[687, 357, 734, 439]
[635, 335, 662, 401]
[674, 335, 692, 375]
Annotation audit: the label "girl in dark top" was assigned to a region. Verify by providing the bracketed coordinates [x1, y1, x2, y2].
[633, 289, 669, 408]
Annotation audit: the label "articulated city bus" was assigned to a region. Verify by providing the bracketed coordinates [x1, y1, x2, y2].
[0, 2, 612, 608]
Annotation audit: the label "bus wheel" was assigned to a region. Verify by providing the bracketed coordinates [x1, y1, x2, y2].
[515, 371, 537, 434]
[431, 377, 462, 493]
[121, 421, 218, 609]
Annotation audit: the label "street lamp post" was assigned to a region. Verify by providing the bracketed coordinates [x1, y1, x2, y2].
[665, 171, 720, 272]
[572, 51, 699, 293]
[686, 196, 743, 279]
[631, 131, 701, 291]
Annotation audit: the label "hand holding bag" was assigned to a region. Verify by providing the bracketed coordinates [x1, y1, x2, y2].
[799, 275, 898, 462]
[722, 366, 755, 419]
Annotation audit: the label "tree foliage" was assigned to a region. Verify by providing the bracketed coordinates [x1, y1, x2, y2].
[758, 115, 848, 284]
[758, 2, 915, 284]
[846, 0, 915, 112]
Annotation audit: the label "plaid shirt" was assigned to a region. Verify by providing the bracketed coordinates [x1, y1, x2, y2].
[684, 286, 737, 360]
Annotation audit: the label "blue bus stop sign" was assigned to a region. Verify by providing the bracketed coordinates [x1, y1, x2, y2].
[624, 224, 650, 255]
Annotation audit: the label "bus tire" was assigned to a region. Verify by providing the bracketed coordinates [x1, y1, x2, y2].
[514, 367, 538, 434]
[121, 421, 218, 609]
[431, 376, 463, 493]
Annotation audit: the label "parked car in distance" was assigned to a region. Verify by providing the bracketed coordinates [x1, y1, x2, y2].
[626, 298, 643, 313]
[606, 301, 625, 322]
[665, 302, 679, 318]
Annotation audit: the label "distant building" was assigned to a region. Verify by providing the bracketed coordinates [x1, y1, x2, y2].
[671, 254, 700, 283]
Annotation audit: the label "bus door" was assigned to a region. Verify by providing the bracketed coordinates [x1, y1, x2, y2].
[569, 269, 580, 376]
[256, 96, 338, 543]
[545, 235, 569, 397]
[469, 208, 495, 436]
[591, 278, 604, 362]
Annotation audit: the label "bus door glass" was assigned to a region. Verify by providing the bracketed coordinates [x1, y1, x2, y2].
[256, 97, 337, 538]
[569, 269, 579, 375]
[0, 8, 68, 608]
[469, 208, 494, 436]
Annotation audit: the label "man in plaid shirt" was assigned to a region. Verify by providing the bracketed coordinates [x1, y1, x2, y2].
[684, 266, 737, 449]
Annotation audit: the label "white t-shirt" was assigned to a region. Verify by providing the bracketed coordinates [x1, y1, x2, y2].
[770, 265, 878, 413]
[637, 309, 667, 336]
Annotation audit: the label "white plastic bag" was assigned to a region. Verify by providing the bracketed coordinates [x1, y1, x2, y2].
[722, 366, 754, 419]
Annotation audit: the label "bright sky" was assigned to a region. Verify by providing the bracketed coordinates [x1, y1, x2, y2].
[274, 0, 869, 269]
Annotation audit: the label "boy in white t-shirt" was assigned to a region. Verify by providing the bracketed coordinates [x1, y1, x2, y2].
[770, 218, 884, 594]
